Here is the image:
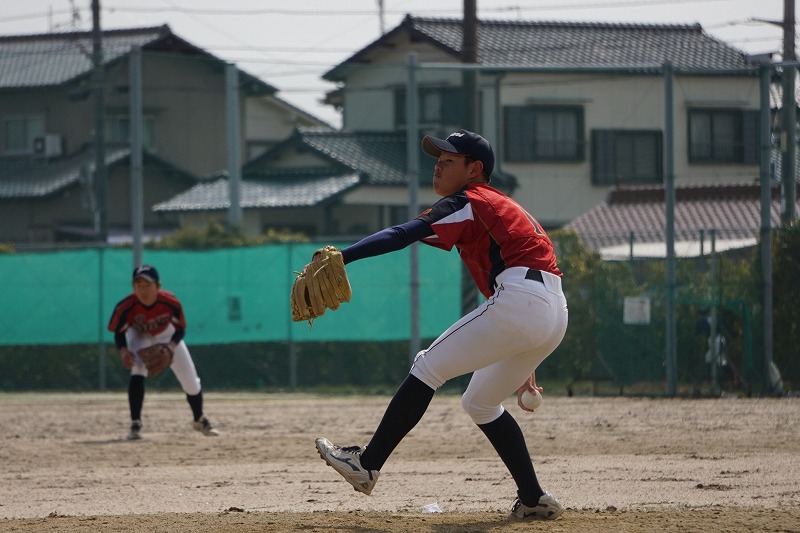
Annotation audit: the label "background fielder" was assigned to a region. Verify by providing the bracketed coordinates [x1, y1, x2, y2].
[314, 130, 568, 520]
[108, 265, 219, 440]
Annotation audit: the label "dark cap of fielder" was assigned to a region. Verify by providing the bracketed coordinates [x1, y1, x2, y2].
[421, 129, 494, 179]
[133, 264, 159, 283]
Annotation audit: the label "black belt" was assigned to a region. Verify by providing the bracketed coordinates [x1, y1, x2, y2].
[525, 269, 544, 283]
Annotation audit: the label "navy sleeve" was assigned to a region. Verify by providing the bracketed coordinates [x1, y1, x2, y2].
[341, 218, 434, 264]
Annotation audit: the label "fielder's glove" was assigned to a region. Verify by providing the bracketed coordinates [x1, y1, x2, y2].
[291, 246, 352, 325]
[137, 343, 174, 377]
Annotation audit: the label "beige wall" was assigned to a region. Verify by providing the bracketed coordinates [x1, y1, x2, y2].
[497, 72, 761, 226]
[340, 35, 460, 132]
[337, 32, 762, 227]
[0, 86, 94, 157]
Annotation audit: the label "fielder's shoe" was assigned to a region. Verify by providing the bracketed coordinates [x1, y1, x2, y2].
[511, 492, 564, 520]
[193, 416, 219, 436]
[127, 419, 142, 441]
[315, 437, 379, 495]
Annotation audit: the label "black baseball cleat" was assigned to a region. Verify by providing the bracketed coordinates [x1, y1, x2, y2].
[315, 437, 379, 495]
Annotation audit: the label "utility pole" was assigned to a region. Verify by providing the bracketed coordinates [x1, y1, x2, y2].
[782, 0, 797, 222]
[377, 0, 385, 35]
[462, 0, 478, 131]
[91, 0, 107, 243]
[461, 0, 480, 315]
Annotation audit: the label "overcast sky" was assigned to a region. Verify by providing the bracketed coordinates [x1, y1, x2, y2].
[0, 0, 788, 127]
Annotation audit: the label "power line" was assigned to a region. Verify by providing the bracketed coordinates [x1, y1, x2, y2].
[107, 0, 734, 16]
[0, 0, 759, 24]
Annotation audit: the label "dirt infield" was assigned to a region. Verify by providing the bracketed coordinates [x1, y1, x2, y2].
[0, 391, 798, 532]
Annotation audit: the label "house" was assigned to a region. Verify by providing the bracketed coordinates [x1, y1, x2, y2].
[320, 16, 761, 229]
[0, 25, 330, 245]
[153, 128, 516, 238]
[157, 15, 766, 241]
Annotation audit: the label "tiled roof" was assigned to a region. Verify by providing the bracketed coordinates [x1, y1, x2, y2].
[565, 182, 799, 258]
[325, 16, 754, 81]
[153, 173, 361, 211]
[0, 26, 167, 88]
[297, 130, 411, 186]
[0, 25, 275, 93]
[0, 148, 129, 198]
[247, 129, 517, 189]
[0, 148, 194, 199]
[159, 128, 517, 212]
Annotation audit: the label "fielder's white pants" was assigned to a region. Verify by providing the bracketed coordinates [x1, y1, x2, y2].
[126, 324, 202, 395]
[410, 267, 568, 425]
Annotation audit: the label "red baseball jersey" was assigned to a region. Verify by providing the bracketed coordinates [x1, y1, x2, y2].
[107, 290, 186, 337]
[417, 182, 561, 298]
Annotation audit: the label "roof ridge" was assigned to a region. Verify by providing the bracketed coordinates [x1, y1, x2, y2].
[0, 24, 170, 42]
[407, 15, 703, 32]
[298, 129, 403, 139]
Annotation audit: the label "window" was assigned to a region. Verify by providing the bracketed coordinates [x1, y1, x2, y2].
[105, 115, 156, 150]
[395, 87, 465, 129]
[688, 108, 759, 164]
[3, 115, 45, 154]
[592, 130, 662, 185]
[504, 106, 584, 162]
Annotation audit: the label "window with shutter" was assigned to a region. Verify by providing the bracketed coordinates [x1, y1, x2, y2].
[591, 129, 662, 185]
[503, 105, 584, 162]
[688, 108, 757, 164]
[395, 87, 465, 131]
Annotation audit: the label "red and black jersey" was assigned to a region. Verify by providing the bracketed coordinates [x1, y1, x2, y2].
[107, 290, 186, 344]
[417, 182, 561, 298]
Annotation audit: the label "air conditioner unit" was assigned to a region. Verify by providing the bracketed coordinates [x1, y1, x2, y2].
[33, 134, 63, 158]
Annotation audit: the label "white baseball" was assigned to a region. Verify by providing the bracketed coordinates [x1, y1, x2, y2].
[521, 389, 542, 410]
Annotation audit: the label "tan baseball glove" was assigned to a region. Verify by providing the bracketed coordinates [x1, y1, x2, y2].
[291, 246, 352, 325]
[137, 343, 174, 377]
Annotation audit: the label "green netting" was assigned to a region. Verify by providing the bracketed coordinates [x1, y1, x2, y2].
[0, 243, 463, 346]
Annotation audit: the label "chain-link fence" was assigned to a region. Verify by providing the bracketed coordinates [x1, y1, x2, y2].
[0, 226, 796, 396]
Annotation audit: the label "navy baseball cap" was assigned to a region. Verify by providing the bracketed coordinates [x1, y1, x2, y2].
[421, 129, 494, 178]
[133, 265, 159, 283]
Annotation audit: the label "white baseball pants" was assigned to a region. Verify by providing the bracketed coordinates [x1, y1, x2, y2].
[410, 267, 568, 425]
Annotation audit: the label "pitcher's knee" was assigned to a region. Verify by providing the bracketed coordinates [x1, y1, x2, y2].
[461, 395, 504, 425]
[410, 351, 446, 390]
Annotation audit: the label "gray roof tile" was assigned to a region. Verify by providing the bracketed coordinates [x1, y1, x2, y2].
[0, 25, 276, 93]
[325, 16, 754, 81]
[0, 147, 195, 199]
[153, 173, 360, 211]
[0, 27, 166, 88]
[163, 128, 517, 212]
[0, 148, 129, 197]
[297, 130, 412, 186]
[247, 129, 516, 188]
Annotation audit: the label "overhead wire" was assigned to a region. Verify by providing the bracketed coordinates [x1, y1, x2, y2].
[0, 1, 786, 116]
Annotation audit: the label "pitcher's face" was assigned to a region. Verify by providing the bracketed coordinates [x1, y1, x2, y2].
[432, 154, 482, 196]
